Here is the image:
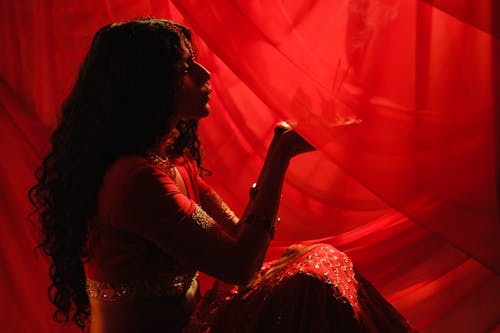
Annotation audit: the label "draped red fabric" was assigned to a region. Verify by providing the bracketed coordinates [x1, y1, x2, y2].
[0, 1, 498, 332]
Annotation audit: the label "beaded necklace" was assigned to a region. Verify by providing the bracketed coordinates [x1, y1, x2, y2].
[144, 151, 176, 180]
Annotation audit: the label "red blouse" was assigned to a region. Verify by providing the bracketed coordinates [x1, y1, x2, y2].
[85, 155, 217, 300]
[85, 156, 417, 332]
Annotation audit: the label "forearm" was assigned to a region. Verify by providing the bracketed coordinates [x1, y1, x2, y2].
[239, 125, 288, 223]
[241, 152, 289, 223]
[231, 146, 291, 284]
[202, 125, 313, 285]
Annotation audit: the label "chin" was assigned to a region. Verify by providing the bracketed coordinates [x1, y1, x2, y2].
[196, 104, 211, 119]
[182, 104, 210, 121]
[201, 104, 211, 117]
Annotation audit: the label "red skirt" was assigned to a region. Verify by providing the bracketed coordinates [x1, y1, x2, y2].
[184, 244, 417, 333]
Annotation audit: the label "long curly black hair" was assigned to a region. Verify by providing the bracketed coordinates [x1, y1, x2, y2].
[28, 18, 202, 329]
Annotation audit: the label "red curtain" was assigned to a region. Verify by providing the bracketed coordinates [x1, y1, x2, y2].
[0, 1, 498, 332]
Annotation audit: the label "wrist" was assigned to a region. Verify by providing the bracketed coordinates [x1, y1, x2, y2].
[275, 143, 295, 162]
[245, 214, 280, 239]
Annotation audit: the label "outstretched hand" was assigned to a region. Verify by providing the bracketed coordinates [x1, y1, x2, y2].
[273, 121, 316, 159]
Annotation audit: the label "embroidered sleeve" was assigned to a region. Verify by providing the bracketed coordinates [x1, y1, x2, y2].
[191, 204, 217, 230]
[200, 189, 239, 235]
[186, 158, 239, 232]
[109, 163, 240, 279]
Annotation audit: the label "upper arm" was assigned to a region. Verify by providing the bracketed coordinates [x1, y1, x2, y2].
[108, 165, 252, 284]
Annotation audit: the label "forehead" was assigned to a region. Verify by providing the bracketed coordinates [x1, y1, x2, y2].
[179, 37, 194, 60]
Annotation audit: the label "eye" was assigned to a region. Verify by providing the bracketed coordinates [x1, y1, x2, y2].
[182, 57, 196, 74]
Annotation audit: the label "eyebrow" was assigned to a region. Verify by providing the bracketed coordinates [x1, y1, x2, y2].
[183, 46, 194, 61]
[186, 41, 199, 59]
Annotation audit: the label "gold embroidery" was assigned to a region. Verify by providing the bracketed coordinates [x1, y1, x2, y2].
[86, 272, 198, 302]
[144, 151, 176, 179]
[192, 205, 215, 230]
[200, 190, 237, 222]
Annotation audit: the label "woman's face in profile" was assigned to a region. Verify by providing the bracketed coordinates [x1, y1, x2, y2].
[173, 39, 212, 121]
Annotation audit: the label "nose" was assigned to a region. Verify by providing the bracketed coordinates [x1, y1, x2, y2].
[194, 61, 211, 82]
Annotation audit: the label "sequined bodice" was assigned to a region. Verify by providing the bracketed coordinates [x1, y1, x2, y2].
[86, 270, 198, 301]
[85, 155, 203, 302]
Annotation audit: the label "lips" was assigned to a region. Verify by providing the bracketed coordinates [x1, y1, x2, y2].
[201, 84, 212, 95]
[202, 86, 211, 103]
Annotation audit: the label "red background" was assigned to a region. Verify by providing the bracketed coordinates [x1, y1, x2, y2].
[0, 1, 499, 332]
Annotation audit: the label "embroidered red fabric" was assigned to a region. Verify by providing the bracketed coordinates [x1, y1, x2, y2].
[1, 1, 499, 332]
[186, 244, 416, 332]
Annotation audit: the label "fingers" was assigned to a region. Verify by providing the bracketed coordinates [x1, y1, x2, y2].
[279, 129, 316, 158]
[272, 121, 316, 158]
[274, 121, 291, 138]
[289, 136, 316, 156]
[276, 121, 292, 130]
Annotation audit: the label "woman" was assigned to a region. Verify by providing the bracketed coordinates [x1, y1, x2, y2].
[30, 18, 416, 332]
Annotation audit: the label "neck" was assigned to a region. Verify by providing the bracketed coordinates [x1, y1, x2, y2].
[147, 127, 180, 159]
